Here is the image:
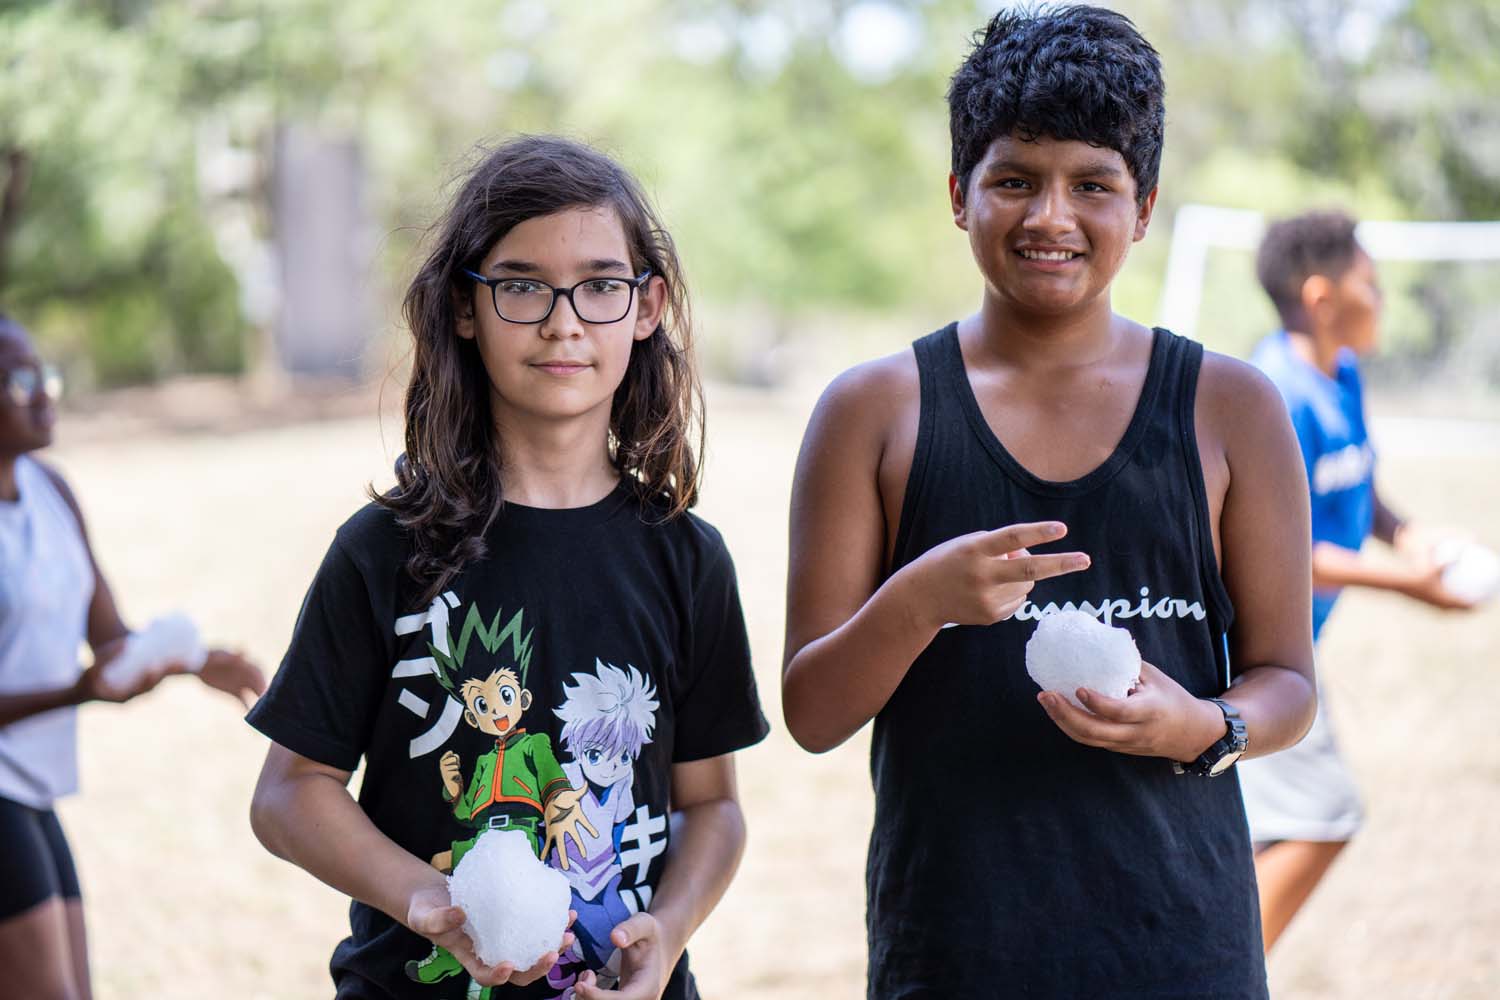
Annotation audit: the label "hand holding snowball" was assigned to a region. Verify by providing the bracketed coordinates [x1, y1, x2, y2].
[405, 880, 576, 989]
[1037, 659, 1228, 764]
[75, 634, 187, 704]
[901, 521, 1091, 629]
[573, 911, 676, 1000]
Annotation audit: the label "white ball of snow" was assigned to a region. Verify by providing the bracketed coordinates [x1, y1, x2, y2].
[101, 612, 207, 687]
[1436, 540, 1500, 605]
[449, 829, 571, 970]
[1025, 610, 1142, 709]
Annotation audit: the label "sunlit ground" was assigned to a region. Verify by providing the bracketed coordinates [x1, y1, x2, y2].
[49, 379, 1500, 1000]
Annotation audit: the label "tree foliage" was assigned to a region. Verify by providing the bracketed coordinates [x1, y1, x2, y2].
[1, 0, 1496, 386]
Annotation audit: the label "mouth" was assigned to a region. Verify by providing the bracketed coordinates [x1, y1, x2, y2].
[496, 717, 512, 732]
[1016, 248, 1084, 262]
[531, 360, 591, 377]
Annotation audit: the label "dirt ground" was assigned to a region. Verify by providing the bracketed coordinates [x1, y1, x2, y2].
[45, 382, 1500, 1000]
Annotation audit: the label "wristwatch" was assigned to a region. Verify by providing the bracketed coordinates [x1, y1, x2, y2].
[1172, 698, 1248, 777]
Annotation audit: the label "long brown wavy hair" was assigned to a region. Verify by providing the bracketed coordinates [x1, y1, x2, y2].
[375, 135, 704, 604]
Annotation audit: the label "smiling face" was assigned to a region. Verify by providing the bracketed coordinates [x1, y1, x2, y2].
[0, 322, 58, 457]
[457, 205, 667, 434]
[460, 668, 532, 737]
[950, 134, 1156, 320]
[577, 742, 634, 788]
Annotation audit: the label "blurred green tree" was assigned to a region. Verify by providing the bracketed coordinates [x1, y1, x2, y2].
[1, 0, 1496, 387]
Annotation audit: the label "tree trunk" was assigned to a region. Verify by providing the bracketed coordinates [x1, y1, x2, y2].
[0, 148, 32, 292]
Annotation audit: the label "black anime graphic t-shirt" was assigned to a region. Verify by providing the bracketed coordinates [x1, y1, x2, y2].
[247, 483, 769, 1000]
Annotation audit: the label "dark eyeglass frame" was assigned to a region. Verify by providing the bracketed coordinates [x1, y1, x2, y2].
[461, 268, 653, 325]
[1, 362, 63, 407]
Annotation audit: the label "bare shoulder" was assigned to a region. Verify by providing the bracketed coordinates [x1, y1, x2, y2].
[1196, 349, 1292, 456]
[808, 348, 919, 441]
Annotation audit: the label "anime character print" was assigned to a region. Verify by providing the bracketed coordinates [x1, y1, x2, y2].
[544, 661, 659, 998]
[406, 604, 594, 994]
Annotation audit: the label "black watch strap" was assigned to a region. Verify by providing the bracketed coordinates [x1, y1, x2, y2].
[1172, 698, 1248, 777]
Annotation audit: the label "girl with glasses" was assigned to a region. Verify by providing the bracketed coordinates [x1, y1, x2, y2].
[0, 312, 266, 1000]
[247, 136, 767, 1000]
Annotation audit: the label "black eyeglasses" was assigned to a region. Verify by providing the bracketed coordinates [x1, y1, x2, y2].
[462, 269, 653, 325]
[1, 363, 62, 407]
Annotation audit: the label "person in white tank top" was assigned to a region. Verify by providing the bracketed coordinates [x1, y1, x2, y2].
[0, 313, 267, 1000]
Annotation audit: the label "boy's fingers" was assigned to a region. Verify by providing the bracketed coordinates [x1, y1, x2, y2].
[1038, 692, 1135, 746]
[1075, 687, 1149, 722]
[983, 521, 1067, 555]
[994, 552, 1091, 583]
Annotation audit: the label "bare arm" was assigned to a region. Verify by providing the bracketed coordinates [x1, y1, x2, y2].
[0, 464, 175, 727]
[40, 460, 267, 706]
[781, 365, 1089, 753]
[250, 743, 566, 988]
[576, 754, 749, 1000]
[1211, 361, 1318, 758]
[1309, 483, 1468, 609]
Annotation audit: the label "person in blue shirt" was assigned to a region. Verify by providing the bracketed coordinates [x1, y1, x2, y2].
[1238, 211, 1475, 951]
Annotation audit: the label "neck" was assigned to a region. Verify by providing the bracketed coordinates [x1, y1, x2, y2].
[0, 454, 17, 502]
[970, 290, 1124, 369]
[1285, 328, 1341, 378]
[491, 405, 619, 509]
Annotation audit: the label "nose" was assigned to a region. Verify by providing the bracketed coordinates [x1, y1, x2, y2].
[1023, 182, 1076, 240]
[540, 290, 586, 340]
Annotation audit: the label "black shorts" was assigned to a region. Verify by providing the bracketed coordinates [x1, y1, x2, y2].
[0, 795, 81, 921]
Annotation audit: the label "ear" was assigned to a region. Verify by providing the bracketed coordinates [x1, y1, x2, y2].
[1133, 186, 1159, 242]
[464, 709, 477, 728]
[632, 275, 667, 343]
[520, 690, 533, 711]
[454, 282, 478, 341]
[949, 173, 969, 231]
[1300, 273, 1335, 324]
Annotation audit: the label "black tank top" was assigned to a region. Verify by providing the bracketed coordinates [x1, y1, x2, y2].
[866, 324, 1267, 998]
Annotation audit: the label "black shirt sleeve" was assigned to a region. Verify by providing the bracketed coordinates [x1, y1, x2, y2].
[670, 527, 770, 763]
[246, 534, 391, 771]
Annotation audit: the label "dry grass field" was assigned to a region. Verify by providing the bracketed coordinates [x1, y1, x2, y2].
[45, 382, 1500, 1000]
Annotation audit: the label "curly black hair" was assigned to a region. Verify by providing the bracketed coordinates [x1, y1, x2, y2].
[1255, 211, 1362, 327]
[948, 4, 1164, 204]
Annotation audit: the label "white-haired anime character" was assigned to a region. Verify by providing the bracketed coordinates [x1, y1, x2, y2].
[545, 660, 659, 995]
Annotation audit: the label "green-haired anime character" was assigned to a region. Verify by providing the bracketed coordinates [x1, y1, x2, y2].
[406, 605, 594, 989]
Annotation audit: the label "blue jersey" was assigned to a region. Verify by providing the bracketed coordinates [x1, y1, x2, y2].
[1250, 331, 1375, 638]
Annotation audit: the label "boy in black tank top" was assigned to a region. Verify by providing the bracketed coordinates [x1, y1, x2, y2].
[782, 7, 1317, 998]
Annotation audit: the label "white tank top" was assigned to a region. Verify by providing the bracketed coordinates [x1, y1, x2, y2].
[0, 455, 94, 808]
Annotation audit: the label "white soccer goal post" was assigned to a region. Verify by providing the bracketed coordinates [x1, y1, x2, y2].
[1156, 204, 1500, 340]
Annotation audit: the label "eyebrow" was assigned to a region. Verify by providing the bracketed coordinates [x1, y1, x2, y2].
[490, 258, 631, 275]
[983, 157, 1124, 179]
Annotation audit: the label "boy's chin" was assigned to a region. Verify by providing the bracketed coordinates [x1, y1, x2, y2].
[997, 285, 1102, 317]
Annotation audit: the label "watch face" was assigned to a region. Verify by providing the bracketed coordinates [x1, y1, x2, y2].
[1209, 749, 1245, 777]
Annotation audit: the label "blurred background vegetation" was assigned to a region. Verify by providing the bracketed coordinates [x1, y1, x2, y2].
[2, 0, 1497, 395]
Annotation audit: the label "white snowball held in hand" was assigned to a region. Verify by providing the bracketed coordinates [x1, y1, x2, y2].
[449, 829, 571, 969]
[1025, 610, 1142, 709]
[1435, 540, 1500, 605]
[101, 612, 207, 688]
